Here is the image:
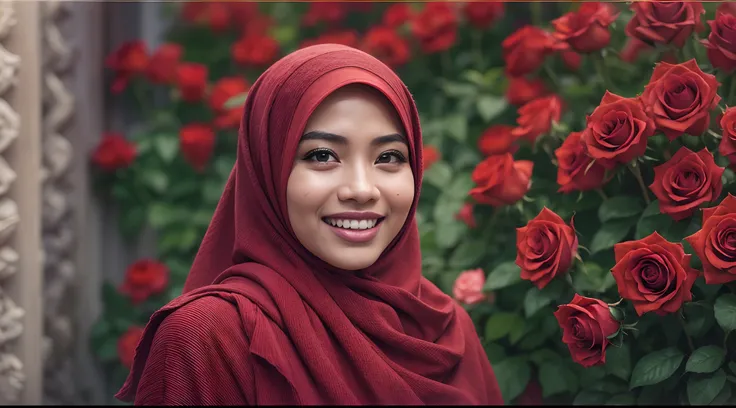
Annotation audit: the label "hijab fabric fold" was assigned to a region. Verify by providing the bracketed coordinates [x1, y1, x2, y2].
[117, 44, 502, 405]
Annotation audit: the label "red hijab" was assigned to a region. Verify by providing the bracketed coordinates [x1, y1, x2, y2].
[117, 45, 503, 405]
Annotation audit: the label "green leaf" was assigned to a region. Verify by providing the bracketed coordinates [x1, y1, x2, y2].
[476, 95, 508, 122]
[630, 347, 685, 389]
[605, 343, 632, 381]
[590, 218, 636, 254]
[483, 342, 506, 364]
[635, 200, 673, 240]
[714, 294, 736, 332]
[118, 205, 146, 241]
[142, 168, 169, 194]
[89, 318, 112, 353]
[484, 312, 522, 341]
[441, 81, 477, 98]
[598, 196, 643, 223]
[148, 203, 179, 229]
[710, 382, 732, 405]
[446, 173, 474, 199]
[573, 390, 609, 405]
[424, 161, 453, 189]
[688, 369, 727, 405]
[444, 114, 468, 142]
[529, 348, 561, 366]
[448, 240, 486, 269]
[523, 279, 564, 318]
[494, 357, 532, 403]
[682, 301, 716, 337]
[730, 362, 736, 375]
[686, 346, 727, 374]
[434, 221, 465, 249]
[94, 336, 119, 362]
[483, 262, 522, 291]
[540, 359, 577, 397]
[606, 393, 636, 405]
[153, 136, 179, 163]
[223, 92, 248, 109]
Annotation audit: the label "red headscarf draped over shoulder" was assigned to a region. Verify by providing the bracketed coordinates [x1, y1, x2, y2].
[116, 45, 503, 405]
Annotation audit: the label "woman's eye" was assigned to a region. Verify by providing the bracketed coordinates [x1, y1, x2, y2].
[305, 149, 338, 163]
[376, 151, 406, 164]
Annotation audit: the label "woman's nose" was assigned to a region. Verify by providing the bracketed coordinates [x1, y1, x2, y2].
[337, 167, 380, 204]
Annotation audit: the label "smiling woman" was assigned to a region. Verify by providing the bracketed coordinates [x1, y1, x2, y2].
[114, 45, 503, 405]
[288, 84, 415, 271]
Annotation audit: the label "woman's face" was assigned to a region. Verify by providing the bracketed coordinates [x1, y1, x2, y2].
[287, 85, 415, 271]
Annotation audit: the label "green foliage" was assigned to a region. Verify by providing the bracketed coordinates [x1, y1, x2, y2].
[92, 1, 736, 405]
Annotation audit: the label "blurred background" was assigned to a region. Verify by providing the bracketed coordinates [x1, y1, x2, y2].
[2, 0, 728, 406]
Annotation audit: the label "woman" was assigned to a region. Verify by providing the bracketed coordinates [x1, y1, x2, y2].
[116, 44, 503, 405]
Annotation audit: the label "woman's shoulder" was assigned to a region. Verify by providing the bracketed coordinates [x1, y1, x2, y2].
[154, 291, 256, 346]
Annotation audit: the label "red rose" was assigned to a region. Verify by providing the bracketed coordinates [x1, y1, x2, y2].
[554, 294, 620, 368]
[455, 203, 477, 229]
[383, 3, 413, 28]
[650, 147, 724, 221]
[516, 380, 544, 406]
[117, 326, 144, 369]
[361, 27, 411, 67]
[685, 194, 736, 285]
[718, 107, 736, 166]
[718, 2, 736, 17]
[452, 269, 489, 305]
[175, 63, 208, 103]
[470, 153, 533, 207]
[119, 259, 169, 304]
[180, 124, 216, 172]
[478, 125, 519, 156]
[423, 144, 440, 170]
[502, 25, 567, 77]
[410, 2, 458, 54]
[561, 50, 582, 71]
[181, 2, 231, 32]
[702, 12, 736, 73]
[145, 43, 182, 84]
[209, 77, 249, 130]
[506, 77, 548, 107]
[613, 232, 699, 316]
[91, 132, 137, 172]
[228, 2, 259, 27]
[620, 37, 652, 63]
[552, 2, 619, 53]
[582, 91, 655, 169]
[300, 31, 359, 49]
[105, 40, 149, 94]
[302, 2, 348, 27]
[625, 1, 705, 48]
[555, 131, 608, 193]
[641, 60, 720, 140]
[463, 2, 504, 29]
[232, 34, 279, 67]
[516, 208, 578, 290]
[511, 95, 564, 143]
[240, 15, 274, 37]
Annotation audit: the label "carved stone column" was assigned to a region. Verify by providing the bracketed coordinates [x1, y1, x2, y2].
[0, 1, 44, 405]
[40, 2, 77, 404]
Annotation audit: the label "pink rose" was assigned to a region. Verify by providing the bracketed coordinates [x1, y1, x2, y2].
[453, 269, 491, 305]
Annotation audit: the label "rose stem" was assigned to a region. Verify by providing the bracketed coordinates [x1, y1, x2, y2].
[595, 188, 608, 201]
[728, 75, 736, 107]
[471, 30, 484, 71]
[628, 163, 651, 205]
[530, 2, 542, 26]
[593, 52, 613, 92]
[543, 63, 561, 90]
[677, 314, 695, 353]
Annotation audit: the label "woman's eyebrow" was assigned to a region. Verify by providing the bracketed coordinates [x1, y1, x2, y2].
[300, 131, 407, 146]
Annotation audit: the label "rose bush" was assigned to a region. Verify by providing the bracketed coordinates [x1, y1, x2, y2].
[90, 1, 736, 405]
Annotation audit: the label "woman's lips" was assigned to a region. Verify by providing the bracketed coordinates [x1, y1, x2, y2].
[323, 218, 383, 243]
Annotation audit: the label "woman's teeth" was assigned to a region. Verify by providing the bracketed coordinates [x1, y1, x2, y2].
[325, 218, 378, 230]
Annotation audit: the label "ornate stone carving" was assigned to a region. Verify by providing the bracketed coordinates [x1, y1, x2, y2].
[41, 1, 77, 405]
[0, 2, 24, 404]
